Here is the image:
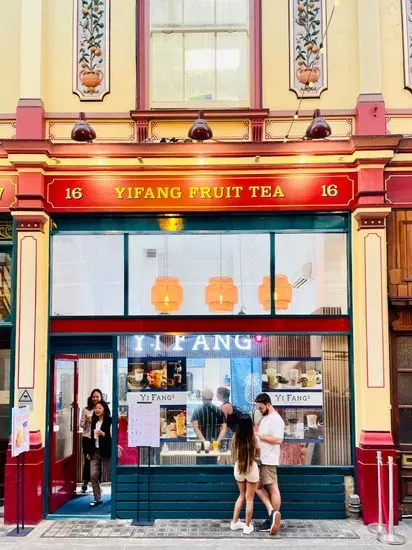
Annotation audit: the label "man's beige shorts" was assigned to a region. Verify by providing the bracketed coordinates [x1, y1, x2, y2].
[259, 464, 278, 485]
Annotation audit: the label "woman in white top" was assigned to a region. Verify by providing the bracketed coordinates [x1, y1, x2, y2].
[230, 414, 261, 535]
[80, 388, 103, 493]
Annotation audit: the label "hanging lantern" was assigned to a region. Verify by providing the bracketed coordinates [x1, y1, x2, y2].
[151, 276, 183, 314]
[258, 274, 293, 311]
[205, 276, 238, 312]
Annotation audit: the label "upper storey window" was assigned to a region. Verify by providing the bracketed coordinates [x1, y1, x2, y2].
[148, 0, 251, 108]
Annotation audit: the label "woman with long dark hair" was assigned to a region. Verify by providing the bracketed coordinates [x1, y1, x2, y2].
[80, 388, 103, 493]
[230, 414, 261, 535]
[85, 400, 112, 507]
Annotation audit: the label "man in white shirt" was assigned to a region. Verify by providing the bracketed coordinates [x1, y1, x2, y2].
[254, 392, 285, 536]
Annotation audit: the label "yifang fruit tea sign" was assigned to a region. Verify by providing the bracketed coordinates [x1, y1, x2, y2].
[46, 174, 356, 212]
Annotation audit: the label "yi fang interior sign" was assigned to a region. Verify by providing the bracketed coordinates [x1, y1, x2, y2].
[46, 174, 356, 212]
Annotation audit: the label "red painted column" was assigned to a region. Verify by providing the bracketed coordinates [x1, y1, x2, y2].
[356, 431, 398, 525]
[355, 94, 386, 135]
[4, 431, 44, 525]
[15, 99, 45, 140]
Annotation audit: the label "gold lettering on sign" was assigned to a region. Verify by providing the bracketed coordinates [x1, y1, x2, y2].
[188, 186, 243, 199]
[65, 187, 83, 199]
[113, 186, 183, 200]
[0, 188, 5, 200]
[321, 184, 338, 197]
[248, 185, 285, 198]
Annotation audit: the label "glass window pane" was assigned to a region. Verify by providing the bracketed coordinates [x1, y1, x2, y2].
[0, 252, 11, 321]
[118, 334, 351, 466]
[151, 33, 184, 102]
[55, 360, 75, 462]
[185, 33, 215, 101]
[52, 235, 124, 316]
[217, 32, 248, 102]
[274, 233, 348, 315]
[150, 0, 183, 27]
[183, 0, 215, 26]
[398, 373, 412, 405]
[400, 408, 412, 445]
[397, 336, 412, 370]
[128, 233, 270, 315]
[216, 0, 249, 26]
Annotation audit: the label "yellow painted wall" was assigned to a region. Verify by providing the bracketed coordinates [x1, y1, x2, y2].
[380, 0, 412, 108]
[262, 0, 359, 111]
[0, 0, 21, 113]
[42, 0, 136, 113]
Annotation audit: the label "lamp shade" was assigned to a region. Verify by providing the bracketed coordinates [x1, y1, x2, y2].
[205, 276, 238, 312]
[151, 276, 183, 314]
[258, 274, 293, 311]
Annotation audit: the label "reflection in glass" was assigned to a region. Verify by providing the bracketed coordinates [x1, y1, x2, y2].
[0, 253, 11, 321]
[55, 360, 75, 462]
[52, 235, 124, 316]
[274, 233, 348, 315]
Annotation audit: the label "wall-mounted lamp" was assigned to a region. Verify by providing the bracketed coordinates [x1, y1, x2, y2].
[188, 111, 213, 142]
[71, 112, 96, 142]
[305, 109, 331, 140]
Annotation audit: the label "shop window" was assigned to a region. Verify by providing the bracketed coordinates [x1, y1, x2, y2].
[128, 233, 269, 315]
[51, 235, 124, 316]
[274, 233, 348, 315]
[396, 336, 412, 445]
[0, 350, 10, 441]
[117, 333, 351, 466]
[0, 252, 11, 322]
[148, 0, 251, 108]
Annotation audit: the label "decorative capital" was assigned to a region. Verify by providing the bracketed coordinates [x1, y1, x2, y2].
[353, 208, 391, 231]
[11, 211, 49, 233]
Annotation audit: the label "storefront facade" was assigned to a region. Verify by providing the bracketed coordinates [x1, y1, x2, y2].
[0, 0, 409, 526]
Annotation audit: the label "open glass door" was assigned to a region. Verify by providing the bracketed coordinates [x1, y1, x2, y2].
[49, 356, 78, 513]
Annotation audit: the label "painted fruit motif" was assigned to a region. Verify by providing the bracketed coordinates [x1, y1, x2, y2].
[296, 66, 320, 85]
[80, 69, 103, 93]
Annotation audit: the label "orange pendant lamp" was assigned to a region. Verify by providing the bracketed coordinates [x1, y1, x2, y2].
[151, 276, 183, 314]
[205, 276, 238, 312]
[258, 274, 293, 311]
[151, 234, 183, 314]
[205, 235, 238, 312]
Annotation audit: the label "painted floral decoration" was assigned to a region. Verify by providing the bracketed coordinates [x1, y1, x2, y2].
[78, 0, 106, 95]
[294, 0, 323, 93]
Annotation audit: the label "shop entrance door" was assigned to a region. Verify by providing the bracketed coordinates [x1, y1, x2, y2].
[48, 355, 79, 513]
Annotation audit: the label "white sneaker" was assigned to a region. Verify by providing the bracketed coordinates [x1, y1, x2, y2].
[230, 520, 246, 530]
[243, 523, 254, 535]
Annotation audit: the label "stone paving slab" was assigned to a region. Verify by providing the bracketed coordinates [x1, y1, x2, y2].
[40, 518, 360, 539]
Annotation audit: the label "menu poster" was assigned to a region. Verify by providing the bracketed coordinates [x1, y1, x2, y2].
[11, 406, 30, 457]
[160, 406, 187, 441]
[128, 402, 160, 448]
[262, 359, 322, 391]
[127, 358, 187, 391]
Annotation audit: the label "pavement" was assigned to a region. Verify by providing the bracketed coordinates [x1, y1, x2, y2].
[0, 518, 412, 549]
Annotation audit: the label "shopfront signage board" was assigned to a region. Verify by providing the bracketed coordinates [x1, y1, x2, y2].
[267, 390, 323, 408]
[46, 174, 356, 212]
[11, 406, 30, 457]
[128, 402, 160, 448]
[127, 392, 186, 406]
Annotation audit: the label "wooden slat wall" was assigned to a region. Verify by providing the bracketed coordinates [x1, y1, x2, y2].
[116, 466, 351, 520]
[388, 210, 412, 301]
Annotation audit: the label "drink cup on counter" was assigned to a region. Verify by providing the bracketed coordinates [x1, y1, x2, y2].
[212, 440, 219, 453]
[195, 442, 202, 454]
[204, 440, 210, 453]
[289, 368, 299, 386]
